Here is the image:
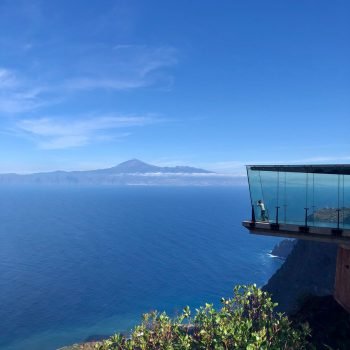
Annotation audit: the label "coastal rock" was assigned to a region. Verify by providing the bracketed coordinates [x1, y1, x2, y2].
[57, 341, 100, 350]
[271, 239, 296, 259]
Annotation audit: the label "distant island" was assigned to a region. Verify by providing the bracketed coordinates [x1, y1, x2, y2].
[0, 159, 244, 186]
[309, 207, 350, 225]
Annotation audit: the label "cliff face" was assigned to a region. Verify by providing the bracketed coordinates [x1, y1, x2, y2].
[291, 295, 350, 350]
[264, 240, 338, 313]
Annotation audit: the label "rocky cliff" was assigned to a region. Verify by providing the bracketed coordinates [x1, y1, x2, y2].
[291, 295, 350, 350]
[271, 239, 296, 259]
[264, 240, 338, 313]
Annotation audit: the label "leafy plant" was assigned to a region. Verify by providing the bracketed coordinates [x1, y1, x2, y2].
[96, 285, 311, 350]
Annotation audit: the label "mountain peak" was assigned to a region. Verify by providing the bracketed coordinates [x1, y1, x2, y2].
[112, 159, 159, 173]
[117, 159, 149, 167]
[109, 159, 213, 174]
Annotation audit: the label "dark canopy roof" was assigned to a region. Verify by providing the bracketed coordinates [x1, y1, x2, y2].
[247, 165, 350, 175]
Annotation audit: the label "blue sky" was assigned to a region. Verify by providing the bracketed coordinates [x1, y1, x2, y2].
[0, 0, 349, 174]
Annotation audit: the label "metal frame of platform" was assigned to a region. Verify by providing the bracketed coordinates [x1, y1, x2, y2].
[242, 220, 350, 246]
[248, 164, 350, 175]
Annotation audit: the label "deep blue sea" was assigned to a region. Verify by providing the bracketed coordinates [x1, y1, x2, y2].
[0, 186, 283, 350]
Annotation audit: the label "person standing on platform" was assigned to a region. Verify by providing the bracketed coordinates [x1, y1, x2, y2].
[257, 200, 268, 221]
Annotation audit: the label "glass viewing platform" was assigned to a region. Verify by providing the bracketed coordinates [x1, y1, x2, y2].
[242, 165, 350, 244]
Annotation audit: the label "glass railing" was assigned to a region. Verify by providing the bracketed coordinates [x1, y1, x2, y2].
[247, 165, 350, 230]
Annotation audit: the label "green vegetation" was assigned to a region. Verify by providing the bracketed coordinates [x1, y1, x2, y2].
[96, 285, 310, 350]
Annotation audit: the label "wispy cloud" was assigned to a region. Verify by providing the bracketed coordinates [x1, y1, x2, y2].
[64, 45, 177, 91]
[0, 45, 178, 115]
[0, 68, 17, 88]
[0, 68, 45, 113]
[16, 115, 160, 149]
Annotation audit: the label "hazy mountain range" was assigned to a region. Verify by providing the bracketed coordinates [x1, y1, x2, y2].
[0, 159, 244, 186]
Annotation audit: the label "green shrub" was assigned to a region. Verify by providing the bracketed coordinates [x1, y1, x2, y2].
[96, 285, 311, 350]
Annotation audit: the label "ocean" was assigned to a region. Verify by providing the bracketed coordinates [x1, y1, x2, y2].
[0, 186, 282, 350]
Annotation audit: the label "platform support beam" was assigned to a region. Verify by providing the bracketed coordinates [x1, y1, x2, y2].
[334, 245, 350, 313]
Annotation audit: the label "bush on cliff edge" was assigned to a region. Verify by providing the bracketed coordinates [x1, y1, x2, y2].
[96, 285, 310, 350]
